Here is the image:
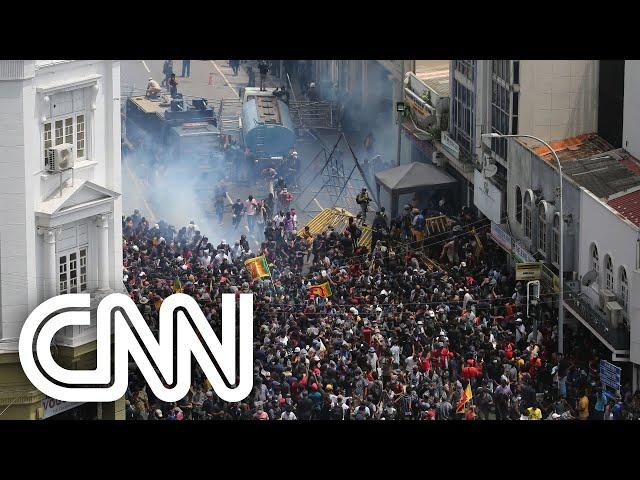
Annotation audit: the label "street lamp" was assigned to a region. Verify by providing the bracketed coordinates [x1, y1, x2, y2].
[481, 132, 564, 355]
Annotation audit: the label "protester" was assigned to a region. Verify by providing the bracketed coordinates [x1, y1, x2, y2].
[121, 200, 627, 421]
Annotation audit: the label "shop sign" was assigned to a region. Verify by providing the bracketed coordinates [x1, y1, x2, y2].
[41, 396, 85, 419]
[516, 262, 542, 281]
[441, 131, 460, 160]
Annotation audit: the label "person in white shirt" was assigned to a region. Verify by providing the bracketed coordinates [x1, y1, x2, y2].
[280, 408, 297, 420]
[230, 241, 243, 263]
[146, 77, 162, 98]
[214, 250, 228, 265]
[244, 195, 258, 232]
[463, 290, 474, 311]
[390, 344, 401, 367]
[273, 210, 285, 226]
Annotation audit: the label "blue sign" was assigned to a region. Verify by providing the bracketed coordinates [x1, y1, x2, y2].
[600, 360, 621, 392]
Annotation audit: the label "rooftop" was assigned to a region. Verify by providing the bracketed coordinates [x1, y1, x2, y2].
[608, 189, 640, 227]
[531, 133, 614, 162]
[522, 133, 640, 199]
[414, 60, 450, 81]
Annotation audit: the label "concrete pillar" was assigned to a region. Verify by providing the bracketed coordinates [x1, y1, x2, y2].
[97, 214, 110, 291]
[38, 227, 58, 299]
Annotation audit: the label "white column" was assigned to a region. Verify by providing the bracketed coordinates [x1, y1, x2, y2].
[97, 214, 110, 291]
[43, 228, 58, 299]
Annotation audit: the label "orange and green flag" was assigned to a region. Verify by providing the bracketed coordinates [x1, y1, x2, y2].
[309, 282, 333, 298]
[244, 255, 271, 279]
[456, 382, 473, 413]
[173, 276, 183, 294]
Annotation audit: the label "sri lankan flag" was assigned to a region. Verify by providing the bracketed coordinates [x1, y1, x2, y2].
[309, 282, 332, 298]
[173, 276, 183, 293]
[456, 382, 473, 413]
[244, 255, 271, 279]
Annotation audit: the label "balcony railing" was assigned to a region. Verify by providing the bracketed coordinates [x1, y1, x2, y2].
[563, 282, 630, 351]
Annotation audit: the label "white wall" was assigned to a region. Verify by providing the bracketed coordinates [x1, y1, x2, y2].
[579, 188, 638, 306]
[519, 60, 599, 144]
[623, 60, 640, 159]
[0, 60, 122, 344]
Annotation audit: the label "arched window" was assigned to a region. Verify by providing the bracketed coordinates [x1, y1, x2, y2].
[620, 266, 629, 312]
[604, 255, 614, 291]
[515, 185, 522, 223]
[552, 213, 560, 265]
[538, 203, 548, 254]
[524, 191, 533, 238]
[591, 243, 600, 284]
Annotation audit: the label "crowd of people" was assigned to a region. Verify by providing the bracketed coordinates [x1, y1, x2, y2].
[123, 199, 640, 420]
[120, 197, 640, 421]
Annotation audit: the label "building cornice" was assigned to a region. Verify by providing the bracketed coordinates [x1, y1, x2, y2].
[36, 73, 102, 95]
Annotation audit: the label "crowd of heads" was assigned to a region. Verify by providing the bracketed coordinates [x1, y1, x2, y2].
[122, 201, 640, 421]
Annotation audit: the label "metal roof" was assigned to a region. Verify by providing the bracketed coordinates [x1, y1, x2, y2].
[608, 189, 640, 227]
[524, 134, 640, 199]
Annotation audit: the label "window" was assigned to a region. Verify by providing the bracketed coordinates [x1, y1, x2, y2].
[591, 243, 600, 284]
[524, 191, 533, 238]
[43, 123, 53, 169]
[43, 114, 88, 167]
[77, 114, 85, 158]
[538, 203, 548, 254]
[552, 213, 560, 265]
[490, 78, 511, 160]
[42, 88, 89, 168]
[58, 246, 88, 294]
[619, 267, 629, 312]
[604, 255, 614, 291]
[515, 185, 522, 223]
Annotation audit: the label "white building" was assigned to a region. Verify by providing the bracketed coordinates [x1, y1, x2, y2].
[623, 60, 640, 159]
[446, 60, 600, 224]
[0, 60, 124, 419]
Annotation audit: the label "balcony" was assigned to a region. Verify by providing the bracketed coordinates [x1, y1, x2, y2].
[563, 281, 630, 355]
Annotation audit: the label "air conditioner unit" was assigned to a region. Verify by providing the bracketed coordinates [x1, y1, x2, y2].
[604, 301, 623, 329]
[47, 143, 75, 171]
[599, 288, 617, 309]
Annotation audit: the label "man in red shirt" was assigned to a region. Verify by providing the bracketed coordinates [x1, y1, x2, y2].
[362, 323, 373, 345]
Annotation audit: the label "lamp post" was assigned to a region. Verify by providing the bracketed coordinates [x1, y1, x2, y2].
[481, 132, 564, 355]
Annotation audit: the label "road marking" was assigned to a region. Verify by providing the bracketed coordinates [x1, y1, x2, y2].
[124, 159, 157, 221]
[141, 60, 151, 73]
[210, 60, 240, 99]
[314, 199, 324, 210]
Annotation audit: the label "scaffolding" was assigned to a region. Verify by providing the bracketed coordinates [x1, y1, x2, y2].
[297, 132, 379, 217]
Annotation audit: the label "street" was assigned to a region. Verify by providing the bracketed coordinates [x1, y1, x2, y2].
[120, 60, 373, 250]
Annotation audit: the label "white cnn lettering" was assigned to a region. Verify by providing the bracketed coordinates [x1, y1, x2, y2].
[19, 293, 253, 403]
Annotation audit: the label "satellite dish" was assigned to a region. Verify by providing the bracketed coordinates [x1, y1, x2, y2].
[581, 270, 598, 286]
[484, 163, 498, 178]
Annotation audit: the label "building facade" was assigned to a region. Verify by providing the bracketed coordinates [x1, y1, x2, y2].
[503, 131, 640, 387]
[0, 60, 124, 419]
